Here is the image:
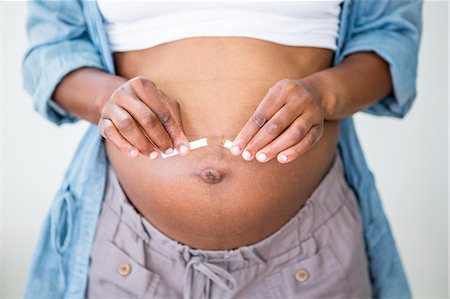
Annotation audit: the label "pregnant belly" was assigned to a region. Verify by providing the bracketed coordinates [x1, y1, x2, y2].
[106, 37, 340, 250]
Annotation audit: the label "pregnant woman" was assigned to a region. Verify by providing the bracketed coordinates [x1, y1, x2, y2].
[22, 1, 422, 299]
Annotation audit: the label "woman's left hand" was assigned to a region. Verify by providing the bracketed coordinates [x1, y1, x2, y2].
[230, 78, 325, 164]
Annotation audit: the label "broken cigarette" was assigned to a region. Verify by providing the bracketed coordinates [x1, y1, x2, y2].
[220, 139, 233, 150]
[161, 137, 209, 158]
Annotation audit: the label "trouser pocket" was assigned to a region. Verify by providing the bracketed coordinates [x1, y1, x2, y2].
[263, 237, 349, 299]
[87, 239, 161, 299]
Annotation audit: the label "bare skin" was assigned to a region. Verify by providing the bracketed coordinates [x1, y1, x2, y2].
[53, 37, 392, 250]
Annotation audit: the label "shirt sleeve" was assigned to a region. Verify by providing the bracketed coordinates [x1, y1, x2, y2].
[339, 0, 423, 118]
[21, 1, 107, 126]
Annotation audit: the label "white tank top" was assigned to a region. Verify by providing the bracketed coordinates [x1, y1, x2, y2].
[97, 1, 343, 52]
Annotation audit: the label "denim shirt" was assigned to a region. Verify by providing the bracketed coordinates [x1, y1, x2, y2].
[22, 1, 422, 298]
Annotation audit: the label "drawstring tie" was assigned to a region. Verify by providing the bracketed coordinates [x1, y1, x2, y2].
[184, 256, 237, 299]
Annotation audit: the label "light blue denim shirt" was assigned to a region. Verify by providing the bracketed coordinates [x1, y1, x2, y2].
[22, 0, 422, 298]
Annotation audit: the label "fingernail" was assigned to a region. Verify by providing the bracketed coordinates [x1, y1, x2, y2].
[256, 152, 267, 162]
[278, 154, 288, 163]
[129, 149, 138, 158]
[231, 145, 240, 155]
[149, 151, 159, 160]
[165, 148, 174, 155]
[242, 150, 252, 161]
[179, 145, 189, 154]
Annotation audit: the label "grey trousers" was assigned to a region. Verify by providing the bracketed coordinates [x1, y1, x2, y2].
[86, 152, 371, 299]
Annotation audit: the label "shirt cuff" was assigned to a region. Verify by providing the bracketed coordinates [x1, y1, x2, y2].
[31, 51, 106, 125]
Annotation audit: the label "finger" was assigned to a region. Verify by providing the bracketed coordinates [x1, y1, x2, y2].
[151, 96, 190, 155]
[166, 97, 191, 156]
[132, 81, 190, 155]
[167, 98, 185, 131]
[107, 105, 159, 157]
[253, 113, 317, 163]
[240, 103, 303, 161]
[98, 118, 140, 158]
[115, 91, 175, 154]
[230, 85, 285, 156]
[276, 125, 323, 164]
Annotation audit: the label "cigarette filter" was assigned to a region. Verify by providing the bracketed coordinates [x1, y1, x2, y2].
[161, 137, 209, 158]
[221, 139, 233, 149]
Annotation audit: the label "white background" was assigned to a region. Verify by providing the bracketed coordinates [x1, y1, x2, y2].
[1, 1, 448, 298]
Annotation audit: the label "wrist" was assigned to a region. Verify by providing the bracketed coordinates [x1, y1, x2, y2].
[94, 75, 127, 119]
[300, 71, 338, 120]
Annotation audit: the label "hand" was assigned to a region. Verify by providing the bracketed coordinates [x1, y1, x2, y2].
[230, 78, 324, 164]
[98, 76, 190, 159]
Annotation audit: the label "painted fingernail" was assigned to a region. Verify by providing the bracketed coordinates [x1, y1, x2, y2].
[278, 154, 288, 163]
[129, 149, 138, 158]
[256, 152, 267, 162]
[149, 151, 159, 160]
[165, 148, 174, 155]
[231, 145, 240, 155]
[242, 150, 252, 161]
[179, 145, 189, 154]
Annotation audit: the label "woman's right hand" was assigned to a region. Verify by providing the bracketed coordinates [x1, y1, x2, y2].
[98, 76, 191, 160]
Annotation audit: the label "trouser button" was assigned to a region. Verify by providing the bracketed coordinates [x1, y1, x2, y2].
[295, 269, 309, 282]
[118, 263, 131, 276]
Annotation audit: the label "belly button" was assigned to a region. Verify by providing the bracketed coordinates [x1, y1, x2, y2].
[200, 169, 223, 184]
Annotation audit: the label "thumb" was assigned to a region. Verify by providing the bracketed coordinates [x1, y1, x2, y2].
[169, 100, 185, 132]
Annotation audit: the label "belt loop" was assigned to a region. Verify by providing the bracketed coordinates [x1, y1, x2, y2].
[297, 201, 314, 243]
